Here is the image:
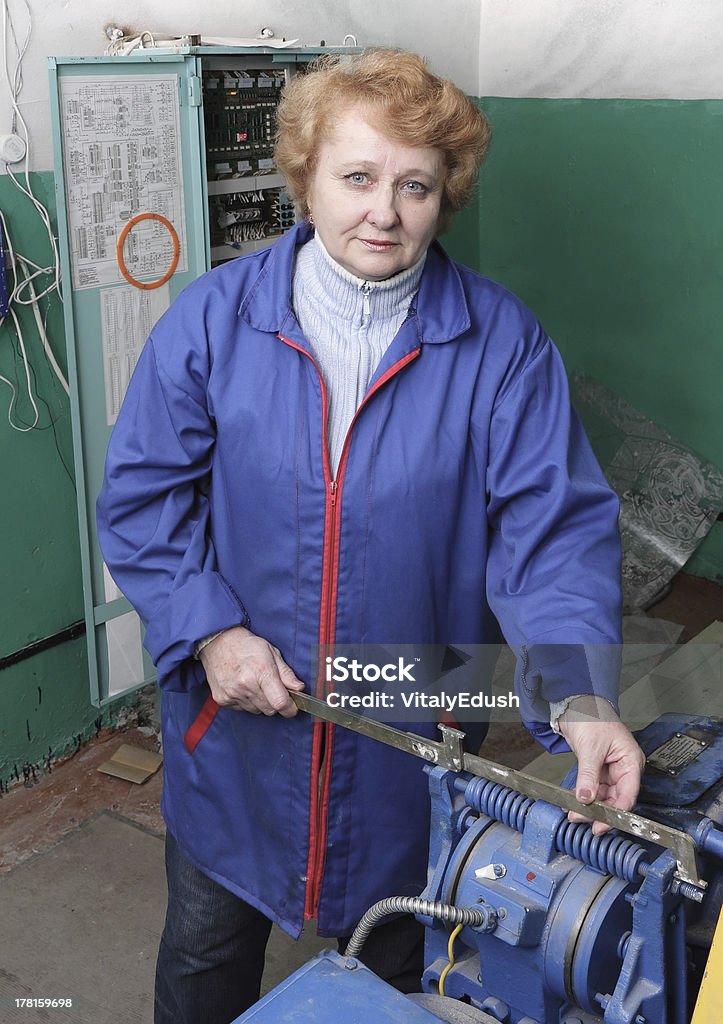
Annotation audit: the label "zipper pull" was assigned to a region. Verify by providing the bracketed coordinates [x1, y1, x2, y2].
[329, 480, 338, 506]
[361, 281, 371, 324]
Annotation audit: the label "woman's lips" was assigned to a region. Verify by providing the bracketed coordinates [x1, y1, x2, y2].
[360, 239, 398, 251]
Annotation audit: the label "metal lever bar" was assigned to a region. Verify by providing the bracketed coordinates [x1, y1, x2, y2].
[291, 689, 704, 890]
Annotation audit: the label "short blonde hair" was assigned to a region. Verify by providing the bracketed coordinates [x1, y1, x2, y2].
[274, 49, 491, 223]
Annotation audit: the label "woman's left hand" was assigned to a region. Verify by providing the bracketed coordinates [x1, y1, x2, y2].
[556, 695, 646, 835]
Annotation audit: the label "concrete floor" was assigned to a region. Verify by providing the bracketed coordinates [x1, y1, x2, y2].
[0, 573, 720, 1024]
[0, 728, 329, 1023]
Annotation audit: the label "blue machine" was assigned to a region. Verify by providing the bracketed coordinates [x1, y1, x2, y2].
[235, 714, 723, 1024]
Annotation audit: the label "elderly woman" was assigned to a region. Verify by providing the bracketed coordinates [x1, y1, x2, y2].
[97, 49, 645, 1024]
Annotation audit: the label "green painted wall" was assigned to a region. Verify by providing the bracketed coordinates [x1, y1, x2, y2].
[473, 98, 723, 581]
[0, 173, 78, 647]
[0, 173, 133, 784]
[442, 194, 480, 273]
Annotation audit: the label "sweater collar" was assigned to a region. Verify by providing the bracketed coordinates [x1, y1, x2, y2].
[238, 221, 471, 344]
[293, 234, 426, 324]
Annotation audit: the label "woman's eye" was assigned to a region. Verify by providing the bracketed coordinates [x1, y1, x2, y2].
[346, 172, 368, 185]
[403, 181, 427, 194]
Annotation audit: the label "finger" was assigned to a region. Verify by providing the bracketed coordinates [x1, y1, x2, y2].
[211, 663, 281, 716]
[272, 651, 305, 692]
[257, 666, 299, 718]
[609, 756, 646, 812]
[230, 694, 262, 715]
[574, 751, 603, 805]
[567, 807, 612, 835]
[602, 778, 639, 814]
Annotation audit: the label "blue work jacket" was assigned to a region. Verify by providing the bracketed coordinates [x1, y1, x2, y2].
[97, 222, 622, 937]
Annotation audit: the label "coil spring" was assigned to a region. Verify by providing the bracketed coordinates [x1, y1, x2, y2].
[554, 819, 648, 881]
[460, 777, 648, 882]
[344, 896, 486, 958]
[462, 776, 534, 832]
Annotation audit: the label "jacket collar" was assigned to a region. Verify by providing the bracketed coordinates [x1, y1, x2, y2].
[238, 221, 471, 345]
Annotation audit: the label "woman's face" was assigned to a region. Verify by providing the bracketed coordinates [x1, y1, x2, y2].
[306, 105, 446, 281]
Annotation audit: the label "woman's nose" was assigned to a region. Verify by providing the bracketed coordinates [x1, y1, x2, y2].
[365, 188, 400, 229]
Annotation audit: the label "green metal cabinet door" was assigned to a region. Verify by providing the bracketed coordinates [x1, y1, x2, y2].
[48, 53, 209, 704]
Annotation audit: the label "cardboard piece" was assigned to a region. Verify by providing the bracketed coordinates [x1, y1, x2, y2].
[97, 743, 163, 784]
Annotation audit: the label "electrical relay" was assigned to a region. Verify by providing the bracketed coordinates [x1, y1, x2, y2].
[203, 69, 286, 178]
[202, 67, 297, 264]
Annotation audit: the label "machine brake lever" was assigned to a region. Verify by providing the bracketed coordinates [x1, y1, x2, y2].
[291, 689, 704, 889]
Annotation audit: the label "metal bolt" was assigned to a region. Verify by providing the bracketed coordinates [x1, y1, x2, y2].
[673, 880, 705, 903]
[345, 957, 358, 970]
[493, 863, 506, 878]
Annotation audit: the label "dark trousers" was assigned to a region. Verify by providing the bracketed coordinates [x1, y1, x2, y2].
[155, 831, 425, 1024]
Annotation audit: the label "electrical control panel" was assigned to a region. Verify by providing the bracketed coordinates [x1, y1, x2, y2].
[48, 45, 354, 705]
[199, 64, 294, 264]
[202, 64, 297, 264]
[203, 68, 285, 175]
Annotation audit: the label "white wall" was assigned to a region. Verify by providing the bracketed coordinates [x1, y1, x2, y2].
[2, 0, 480, 173]
[479, 0, 723, 99]
[5, 1, 723, 174]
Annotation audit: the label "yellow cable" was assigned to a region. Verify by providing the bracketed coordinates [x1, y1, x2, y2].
[438, 923, 464, 996]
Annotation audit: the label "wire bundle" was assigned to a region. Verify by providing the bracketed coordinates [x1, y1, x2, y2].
[0, 0, 67, 432]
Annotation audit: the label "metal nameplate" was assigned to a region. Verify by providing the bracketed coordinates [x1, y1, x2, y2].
[647, 731, 709, 776]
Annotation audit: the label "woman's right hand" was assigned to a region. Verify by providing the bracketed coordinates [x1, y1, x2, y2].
[198, 626, 305, 717]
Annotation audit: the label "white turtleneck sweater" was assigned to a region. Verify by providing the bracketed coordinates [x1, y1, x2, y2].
[292, 234, 425, 476]
[194, 235, 426, 658]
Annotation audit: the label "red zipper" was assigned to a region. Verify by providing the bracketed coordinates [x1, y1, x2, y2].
[279, 334, 420, 919]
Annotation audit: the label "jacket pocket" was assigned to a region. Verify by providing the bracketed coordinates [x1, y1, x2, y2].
[184, 694, 220, 753]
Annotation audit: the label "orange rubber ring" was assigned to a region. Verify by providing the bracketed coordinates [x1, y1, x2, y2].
[116, 212, 180, 290]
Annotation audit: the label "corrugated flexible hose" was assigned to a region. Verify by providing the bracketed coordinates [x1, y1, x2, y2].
[344, 896, 486, 958]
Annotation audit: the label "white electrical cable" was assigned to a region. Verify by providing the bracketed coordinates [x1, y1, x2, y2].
[105, 29, 201, 57]
[0, 304, 40, 431]
[18, 257, 69, 395]
[0, 1, 67, 431]
[0, 216, 67, 436]
[1, 0, 62, 300]
[0, 210, 38, 428]
[5, 0, 27, 130]
[5, 162, 61, 300]
[9, 237, 60, 304]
